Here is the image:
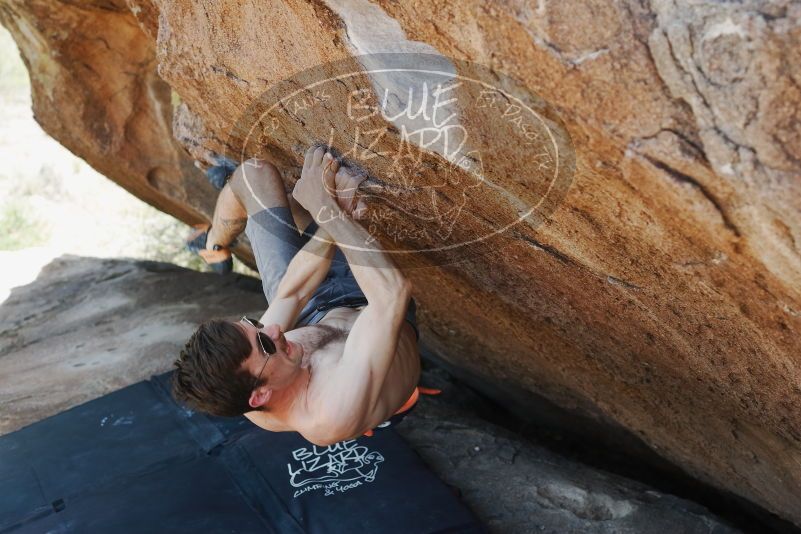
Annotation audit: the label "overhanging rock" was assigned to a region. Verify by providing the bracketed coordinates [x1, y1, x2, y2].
[1, 0, 800, 525]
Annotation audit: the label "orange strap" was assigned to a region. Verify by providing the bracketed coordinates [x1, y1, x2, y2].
[198, 248, 232, 263]
[393, 387, 420, 415]
[393, 386, 442, 415]
[362, 386, 442, 437]
[187, 224, 231, 263]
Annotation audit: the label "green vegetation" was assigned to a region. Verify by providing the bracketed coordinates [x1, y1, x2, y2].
[0, 26, 257, 277]
[131, 209, 211, 272]
[0, 201, 48, 250]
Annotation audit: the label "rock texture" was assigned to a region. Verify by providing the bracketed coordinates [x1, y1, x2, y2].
[2, 0, 801, 525]
[0, 0, 218, 235]
[401, 367, 742, 534]
[0, 255, 741, 533]
[0, 255, 265, 434]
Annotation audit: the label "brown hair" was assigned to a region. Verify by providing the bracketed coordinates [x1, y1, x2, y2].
[172, 319, 262, 417]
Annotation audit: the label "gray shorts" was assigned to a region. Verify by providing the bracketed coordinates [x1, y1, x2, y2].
[245, 207, 418, 338]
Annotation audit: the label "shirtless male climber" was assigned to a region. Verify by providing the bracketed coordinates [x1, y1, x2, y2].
[172, 146, 426, 446]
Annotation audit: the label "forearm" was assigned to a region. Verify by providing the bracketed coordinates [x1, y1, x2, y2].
[260, 227, 335, 330]
[292, 146, 408, 303]
[288, 195, 313, 235]
[319, 214, 409, 303]
[280, 196, 324, 299]
[274, 227, 335, 301]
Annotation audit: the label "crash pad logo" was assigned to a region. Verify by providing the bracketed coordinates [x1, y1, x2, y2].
[229, 53, 575, 266]
[287, 440, 385, 498]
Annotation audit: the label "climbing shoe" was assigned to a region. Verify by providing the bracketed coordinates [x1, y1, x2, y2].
[205, 154, 239, 191]
[185, 224, 233, 274]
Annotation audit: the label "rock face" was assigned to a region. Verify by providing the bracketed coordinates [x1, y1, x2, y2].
[401, 367, 743, 534]
[2, 0, 800, 524]
[0, 0, 219, 240]
[0, 255, 741, 533]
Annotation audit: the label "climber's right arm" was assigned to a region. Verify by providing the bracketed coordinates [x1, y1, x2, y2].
[258, 225, 335, 332]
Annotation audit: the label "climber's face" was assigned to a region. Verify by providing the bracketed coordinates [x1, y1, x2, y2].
[237, 318, 304, 410]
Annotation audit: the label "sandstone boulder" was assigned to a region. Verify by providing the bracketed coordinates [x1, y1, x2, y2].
[1, 0, 799, 524]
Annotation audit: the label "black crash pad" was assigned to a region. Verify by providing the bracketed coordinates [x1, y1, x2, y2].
[0, 373, 483, 533]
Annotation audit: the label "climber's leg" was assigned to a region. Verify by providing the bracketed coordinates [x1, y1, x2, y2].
[187, 156, 318, 277]
[229, 158, 317, 303]
[185, 172, 248, 274]
[227, 159, 287, 215]
[206, 183, 247, 250]
[227, 158, 313, 231]
[188, 157, 284, 273]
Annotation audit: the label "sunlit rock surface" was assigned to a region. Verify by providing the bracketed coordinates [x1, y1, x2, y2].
[1, 0, 800, 524]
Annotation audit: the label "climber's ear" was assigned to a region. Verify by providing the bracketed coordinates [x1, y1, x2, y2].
[249, 386, 272, 409]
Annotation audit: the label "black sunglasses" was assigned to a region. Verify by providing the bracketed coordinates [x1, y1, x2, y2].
[241, 316, 276, 390]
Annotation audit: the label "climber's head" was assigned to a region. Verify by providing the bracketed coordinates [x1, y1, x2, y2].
[172, 319, 255, 417]
[172, 317, 301, 417]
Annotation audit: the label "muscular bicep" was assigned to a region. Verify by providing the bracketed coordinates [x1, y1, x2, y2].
[308, 290, 411, 438]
